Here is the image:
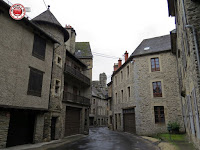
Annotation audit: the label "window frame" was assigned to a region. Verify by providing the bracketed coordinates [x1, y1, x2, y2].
[154, 106, 165, 124]
[32, 34, 46, 60]
[151, 57, 160, 72]
[27, 67, 44, 97]
[152, 81, 162, 97]
[127, 65, 129, 78]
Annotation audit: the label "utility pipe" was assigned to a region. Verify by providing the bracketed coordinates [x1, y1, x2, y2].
[181, 0, 200, 74]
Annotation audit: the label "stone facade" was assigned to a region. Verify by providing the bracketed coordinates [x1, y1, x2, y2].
[0, 1, 56, 148]
[0, 111, 10, 148]
[107, 81, 113, 130]
[111, 36, 184, 136]
[33, 10, 91, 141]
[90, 73, 108, 126]
[167, 0, 200, 149]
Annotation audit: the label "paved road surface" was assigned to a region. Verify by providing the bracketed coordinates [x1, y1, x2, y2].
[49, 127, 159, 150]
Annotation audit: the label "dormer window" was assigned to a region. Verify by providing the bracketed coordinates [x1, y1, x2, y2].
[144, 47, 150, 50]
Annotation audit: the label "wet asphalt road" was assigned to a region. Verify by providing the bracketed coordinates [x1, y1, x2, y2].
[49, 127, 159, 150]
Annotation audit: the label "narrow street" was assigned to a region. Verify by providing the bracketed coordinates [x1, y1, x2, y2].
[48, 127, 159, 150]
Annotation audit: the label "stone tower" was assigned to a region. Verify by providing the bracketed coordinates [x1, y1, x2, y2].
[99, 73, 107, 88]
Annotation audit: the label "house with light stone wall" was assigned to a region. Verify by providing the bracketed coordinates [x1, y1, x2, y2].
[111, 35, 184, 135]
[167, 0, 200, 149]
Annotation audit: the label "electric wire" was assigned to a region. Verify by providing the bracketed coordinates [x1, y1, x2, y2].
[42, 0, 48, 9]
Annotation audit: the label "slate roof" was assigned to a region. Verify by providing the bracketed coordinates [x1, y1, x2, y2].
[92, 81, 108, 99]
[131, 35, 171, 57]
[75, 42, 93, 58]
[112, 34, 171, 77]
[32, 9, 69, 42]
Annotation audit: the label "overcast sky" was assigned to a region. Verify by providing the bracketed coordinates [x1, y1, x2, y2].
[9, 0, 175, 82]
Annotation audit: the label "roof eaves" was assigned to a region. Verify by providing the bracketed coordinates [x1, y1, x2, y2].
[66, 50, 87, 68]
[167, 0, 176, 16]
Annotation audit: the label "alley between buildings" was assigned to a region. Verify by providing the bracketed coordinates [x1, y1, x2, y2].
[48, 127, 159, 150]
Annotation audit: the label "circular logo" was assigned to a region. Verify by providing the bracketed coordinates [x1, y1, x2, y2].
[9, 4, 26, 20]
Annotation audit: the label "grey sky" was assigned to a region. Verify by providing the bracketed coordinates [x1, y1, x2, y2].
[9, 0, 175, 82]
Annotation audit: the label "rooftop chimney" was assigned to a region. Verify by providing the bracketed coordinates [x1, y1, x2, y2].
[114, 63, 118, 71]
[65, 24, 72, 29]
[124, 51, 128, 62]
[118, 58, 122, 68]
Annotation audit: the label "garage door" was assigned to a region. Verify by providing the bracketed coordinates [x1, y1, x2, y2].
[123, 108, 136, 134]
[65, 107, 81, 136]
[6, 111, 35, 147]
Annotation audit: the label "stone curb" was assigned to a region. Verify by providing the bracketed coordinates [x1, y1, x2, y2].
[1, 134, 87, 150]
[141, 136, 178, 150]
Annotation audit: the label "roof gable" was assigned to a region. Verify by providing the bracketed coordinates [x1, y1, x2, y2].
[131, 35, 171, 57]
[32, 9, 69, 42]
[75, 42, 93, 58]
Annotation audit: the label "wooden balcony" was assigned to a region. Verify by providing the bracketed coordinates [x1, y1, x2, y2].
[63, 91, 90, 106]
[64, 64, 90, 86]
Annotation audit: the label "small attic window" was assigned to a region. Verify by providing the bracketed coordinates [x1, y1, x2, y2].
[144, 47, 150, 50]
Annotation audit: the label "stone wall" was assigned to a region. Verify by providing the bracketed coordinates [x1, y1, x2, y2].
[174, 0, 200, 149]
[0, 8, 53, 110]
[112, 52, 184, 135]
[34, 113, 45, 143]
[0, 111, 10, 148]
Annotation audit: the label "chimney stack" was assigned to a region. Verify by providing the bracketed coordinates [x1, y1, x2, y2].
[113, 63, 118, 71]
[118, 58, 122, 68]
[124, 51, 128, 62]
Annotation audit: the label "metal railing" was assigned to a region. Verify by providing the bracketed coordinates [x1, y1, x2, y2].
[64, 64, 90, 86]
[63, 91, 90, 106]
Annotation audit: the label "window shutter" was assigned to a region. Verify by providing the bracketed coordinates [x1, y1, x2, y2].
[32, 34, 46, 60]
[28, 67, 44, 97]
[187, 95, 195, 135]
[192, 89, 200, 139]
[181, 38, 187, 69]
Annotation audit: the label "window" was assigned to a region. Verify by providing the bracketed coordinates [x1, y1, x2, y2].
[56, 56, 62, 67]
[127, 66, 129, 78]
[128, 87, 130, 98]
[27, 67, 44, 97]
[55, 80, 61, 95]
[151, 58, 160, 72]
[154, 106, 165, 123]
[115, 93, 118, 104]
[32, 34, 46, 60]
[115, 76, 117, 86]
[152, 81, 162, 97]
[93, 109, 95, 114]
[121, 71, 123, 81]
[121, 90, 123, 102]
[93, 99, 95, 104]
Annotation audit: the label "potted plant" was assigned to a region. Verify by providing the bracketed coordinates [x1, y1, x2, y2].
[167, 121, 180, 134]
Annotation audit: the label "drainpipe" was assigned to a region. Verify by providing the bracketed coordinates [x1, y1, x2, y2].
[185, 25, 200, 73]
[181, 0, 200, 74]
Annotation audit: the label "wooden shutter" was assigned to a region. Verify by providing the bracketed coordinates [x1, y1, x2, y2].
[32, 34, 46, 60]
[192, 89, 200, 139]
[187, 95, 195, 135]
[27, 67, 44, 97]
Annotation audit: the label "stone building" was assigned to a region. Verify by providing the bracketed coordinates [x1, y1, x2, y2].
[0, 1, 60, 148]
[90, 73, 108, 126]
[32, 9, 91, 140]
[107, 81, 113, 129]
[167, 0, 200, 149]
[111, 35, 184, 135]
[75, 42, 93, 79]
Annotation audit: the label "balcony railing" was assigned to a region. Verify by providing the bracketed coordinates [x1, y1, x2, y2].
[64, 64, 90, 86]
[63, 91, 90, 106]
